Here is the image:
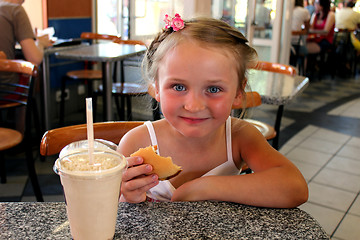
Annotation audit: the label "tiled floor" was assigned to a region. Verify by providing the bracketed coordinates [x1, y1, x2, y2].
[1, 72, 360, 239]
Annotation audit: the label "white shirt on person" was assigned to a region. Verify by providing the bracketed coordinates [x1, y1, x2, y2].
[335, 7, 360, 30]
[291, 6, 310, 45]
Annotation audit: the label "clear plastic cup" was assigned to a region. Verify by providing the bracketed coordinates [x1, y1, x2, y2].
[54, 140, 127, 240]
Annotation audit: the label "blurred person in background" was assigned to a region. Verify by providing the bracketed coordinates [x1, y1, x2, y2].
[290, 0, 311, 72]
[0, 0, 52, 132]
[335, 0, 360, 30]
[304, 0, 315, 17]
[0, 0, 52, 66]
[306, 0, 335, 54]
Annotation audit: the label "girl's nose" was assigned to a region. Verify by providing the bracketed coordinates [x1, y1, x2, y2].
[184, 93, 205, 112]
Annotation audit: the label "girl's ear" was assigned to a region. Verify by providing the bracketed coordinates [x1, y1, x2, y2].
[148, 82, 160, 102]
[155, 82, 160, 102]
[232, 89, 243, 108]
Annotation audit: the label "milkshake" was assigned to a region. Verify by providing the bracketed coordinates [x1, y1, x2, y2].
[54, 143, 126, 240]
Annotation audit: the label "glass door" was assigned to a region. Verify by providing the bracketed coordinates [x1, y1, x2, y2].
[219, 0, 291, 64]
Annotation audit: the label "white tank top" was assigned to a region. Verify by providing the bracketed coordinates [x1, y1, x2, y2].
[145, 116, 241, 201]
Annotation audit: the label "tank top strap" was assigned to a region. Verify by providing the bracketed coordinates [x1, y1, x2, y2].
[226, 116, 233, 163]
[144, 121, 160, 155]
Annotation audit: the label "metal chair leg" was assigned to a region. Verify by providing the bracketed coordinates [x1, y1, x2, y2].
[272, 105, 284, 150]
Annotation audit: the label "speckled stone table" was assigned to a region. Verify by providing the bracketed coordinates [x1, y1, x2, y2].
[0, 201, 329, 239]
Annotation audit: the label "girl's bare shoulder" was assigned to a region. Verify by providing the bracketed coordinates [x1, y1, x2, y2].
[230, 117, 268, 143]
[117, 119, 167, 156]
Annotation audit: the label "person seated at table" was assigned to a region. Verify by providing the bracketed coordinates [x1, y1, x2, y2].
[0, 0, 52, 132]
[117, 15, 308, 208]
[334, 0, 360, 75]
[335, 0, 360, 31]
[305, 0, 335, 77]
[290, 0, 311, 70]
[0, 0, 52, 66]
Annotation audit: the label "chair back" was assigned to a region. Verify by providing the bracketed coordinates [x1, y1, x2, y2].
[80, 32, 121, 42]
[112, 38, 146, 46]
[40, 121, 144, 156]
[0, 51, 6, 59]
[0, 59, 38, 108]
[251, 61, 297, 76]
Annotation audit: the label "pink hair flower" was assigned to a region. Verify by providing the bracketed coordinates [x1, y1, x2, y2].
[164, 14, 173, 29]
[164, 13, 185, 31]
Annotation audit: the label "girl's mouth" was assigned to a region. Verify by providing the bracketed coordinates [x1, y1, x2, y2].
[180, 116, 209, 124]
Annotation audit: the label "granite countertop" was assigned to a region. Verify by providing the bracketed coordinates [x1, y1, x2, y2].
[0, 201, 329, 239]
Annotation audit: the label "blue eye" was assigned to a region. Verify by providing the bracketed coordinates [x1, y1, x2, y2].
[173, 84, 186, 91]
[208, 86, 220, 93]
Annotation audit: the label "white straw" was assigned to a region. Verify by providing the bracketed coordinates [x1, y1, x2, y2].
[86, 98, 94, 165]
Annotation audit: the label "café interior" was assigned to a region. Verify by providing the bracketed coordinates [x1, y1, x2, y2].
[1, 0, 360, 239]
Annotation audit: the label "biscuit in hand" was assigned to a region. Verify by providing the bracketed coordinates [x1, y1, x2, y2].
[130, 145, 182, 180]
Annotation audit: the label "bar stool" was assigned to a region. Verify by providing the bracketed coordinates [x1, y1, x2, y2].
[59, 32, 121, 126]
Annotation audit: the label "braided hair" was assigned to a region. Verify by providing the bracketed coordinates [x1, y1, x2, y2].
[142, 17, 258, 99]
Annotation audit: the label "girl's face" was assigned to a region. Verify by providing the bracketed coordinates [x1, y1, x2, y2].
[156, 41, 242, 138]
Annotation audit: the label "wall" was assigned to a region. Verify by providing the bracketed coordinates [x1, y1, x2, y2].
[22, 0, 43, 29]
[47, 0, 92, 39]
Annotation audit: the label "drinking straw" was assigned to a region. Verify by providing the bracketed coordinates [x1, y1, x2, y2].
[86, 98, 94, 164]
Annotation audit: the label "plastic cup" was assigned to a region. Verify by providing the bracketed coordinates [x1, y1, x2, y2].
[54, 141, 126, 240]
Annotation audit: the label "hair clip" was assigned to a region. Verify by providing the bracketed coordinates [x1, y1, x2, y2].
[164, 13, 185, 31]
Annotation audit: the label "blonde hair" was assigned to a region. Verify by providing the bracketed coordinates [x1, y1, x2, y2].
[143, 17, 258, 100]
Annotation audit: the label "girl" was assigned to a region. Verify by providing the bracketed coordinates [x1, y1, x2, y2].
[117, 15, 308, 208]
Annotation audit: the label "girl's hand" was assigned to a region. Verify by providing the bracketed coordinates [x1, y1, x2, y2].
[119, 156, 159, 203]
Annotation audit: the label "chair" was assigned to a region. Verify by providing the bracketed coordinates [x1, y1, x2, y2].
[248, 61, 296, 150]
[333, 28, 357, 77]
[232, 91, 276, 141]
[0, 59, 43, 201]
[0, 51, 6, 59]
[40, 121, 250, 173]
[290, 31, 307, 76]
[93, 39, 148, 121]
[59, 32, 122, 126]
[250, 60, 297, 76]
[40, 121, 144, 156]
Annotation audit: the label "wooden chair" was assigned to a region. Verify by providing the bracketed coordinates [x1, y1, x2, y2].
[232, 91, 276, 141]
[248, 61, 297, 150]
[0, 59, 43, 201]
[0, 51, 6, 59]
[93, 39, 148, 121]
[40, 121, 251, 173]
[59, 32, 122, 126]
[250, 60, 297, 76]
[40, 121, 144, 156]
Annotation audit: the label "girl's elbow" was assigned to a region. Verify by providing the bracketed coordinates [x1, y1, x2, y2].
[288, 182, 309, 208]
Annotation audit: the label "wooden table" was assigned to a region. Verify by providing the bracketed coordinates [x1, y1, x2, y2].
[55, 42, 147, 121]
[247, 69, 309, 149]
[0, 201, 329, 239]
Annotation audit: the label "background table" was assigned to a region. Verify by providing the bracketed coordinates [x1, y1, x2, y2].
[0, 201, 329, 239]
[247, 69, 309, 149]
[55, 42, 147, 122]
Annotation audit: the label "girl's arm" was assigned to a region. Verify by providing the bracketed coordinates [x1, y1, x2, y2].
[172, 122, 308, 208]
